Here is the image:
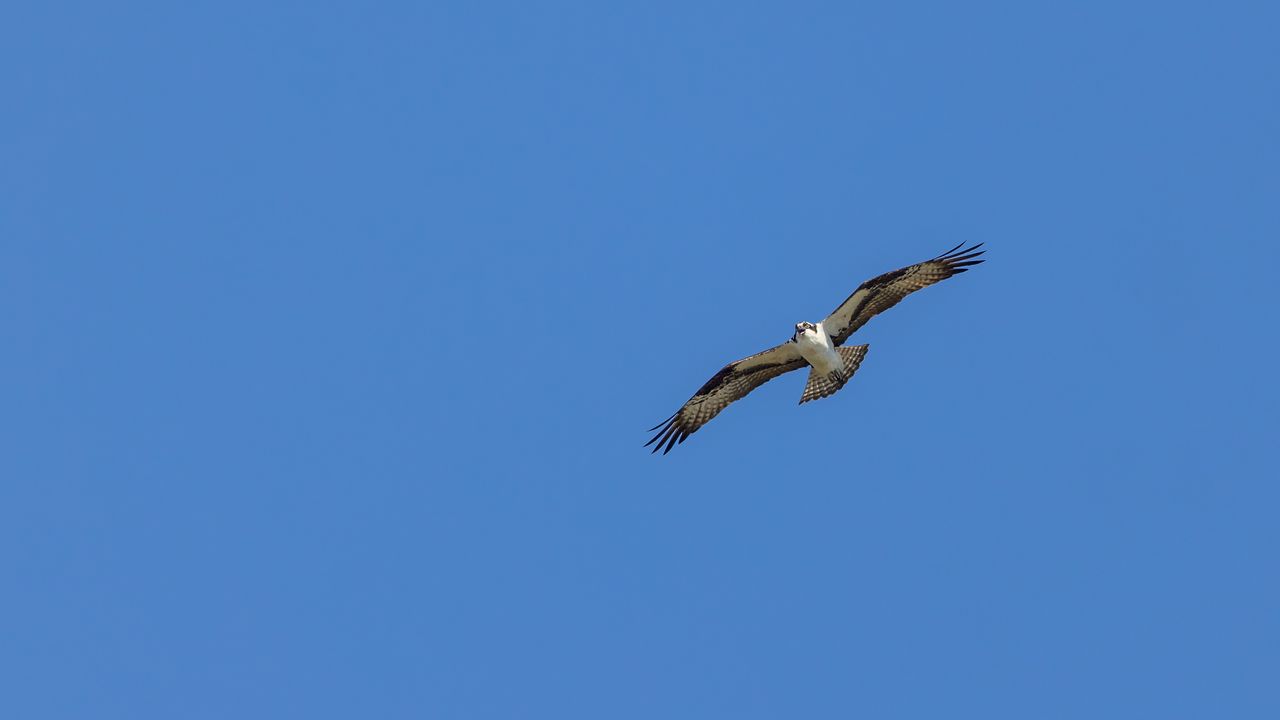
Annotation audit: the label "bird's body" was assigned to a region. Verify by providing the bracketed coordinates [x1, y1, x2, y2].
[646, 243, 986, 454]
[793, 321, 842, 378]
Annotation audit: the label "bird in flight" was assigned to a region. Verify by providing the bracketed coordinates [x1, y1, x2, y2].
[646, 243, 985, 454]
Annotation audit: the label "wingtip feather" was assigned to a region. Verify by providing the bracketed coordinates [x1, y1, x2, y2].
[647, 411, 678, 432]
[662, 431, 679, 454]
[937, 242, 985, 262]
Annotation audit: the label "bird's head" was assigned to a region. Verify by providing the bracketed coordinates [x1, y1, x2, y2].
[793, 321, 815, 340]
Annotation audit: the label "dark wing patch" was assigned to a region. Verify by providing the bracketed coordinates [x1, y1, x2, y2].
[645, 343, 805, 455]
[823, 242, 985, 346]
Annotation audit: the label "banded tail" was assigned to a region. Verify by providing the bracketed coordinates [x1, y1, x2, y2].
[799, 345, 869, 404]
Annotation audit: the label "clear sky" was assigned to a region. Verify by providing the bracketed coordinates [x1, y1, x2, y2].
[3, 1, 1278, 718]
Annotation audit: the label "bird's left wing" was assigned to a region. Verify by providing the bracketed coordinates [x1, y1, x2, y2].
[823, 242, 985, 346]
[646, 342, 806, 454]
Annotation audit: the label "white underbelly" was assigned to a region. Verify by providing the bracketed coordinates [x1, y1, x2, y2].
[796, 334, 842, 375]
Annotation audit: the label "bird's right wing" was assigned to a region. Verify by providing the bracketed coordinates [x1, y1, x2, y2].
[823, 243, 985, 346]
[646, 342, 806, 454]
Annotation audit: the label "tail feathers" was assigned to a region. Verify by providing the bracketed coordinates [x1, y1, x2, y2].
[799, 345, 869, 404]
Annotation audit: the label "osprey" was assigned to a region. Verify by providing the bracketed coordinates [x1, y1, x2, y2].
[646, 243, 985, 454]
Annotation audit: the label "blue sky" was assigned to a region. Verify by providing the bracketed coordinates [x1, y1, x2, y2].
[3, 1, 1278, 717]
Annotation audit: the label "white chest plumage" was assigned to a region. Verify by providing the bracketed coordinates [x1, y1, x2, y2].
[794, 322, 843, 376]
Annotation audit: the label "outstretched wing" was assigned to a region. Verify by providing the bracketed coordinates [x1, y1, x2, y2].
[823, 242, 985, 346]
[646, 343, 806, 455]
